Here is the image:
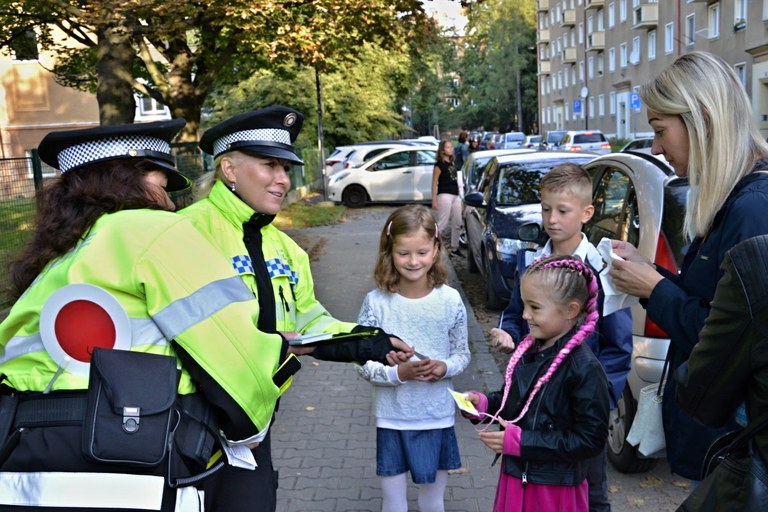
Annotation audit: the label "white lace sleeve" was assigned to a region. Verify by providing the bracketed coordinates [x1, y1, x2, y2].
[356, 292, 379, 328]
[443, 298, 471, 378]
[357, 360, 401, 387]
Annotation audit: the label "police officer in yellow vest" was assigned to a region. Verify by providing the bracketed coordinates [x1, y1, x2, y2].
[181, 106, 413, 511]
[0, 119, 295, 511]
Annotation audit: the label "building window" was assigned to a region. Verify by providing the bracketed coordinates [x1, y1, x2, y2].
[664, 23, 674, 54]
[588, 55, 594, 80]
[598, 54, 605, 76]
[620, 42, 628, 68]
[734, 0, 747, 30]
[557, 71, 563, 90]
[708, 3, 720, 38]
[579, 61, 585, 82]
[734, 63, 746, 87]
[565, 65, 570, 87]
[589, 96, 595, 119]
[587, 15, 594, 34]
[608, 2, 615, 28]
[139, 96, 169, 116]
[597, 10, 604, 31]
[610, 91, 617, 116]
[619, 0, 627, 23]
[648, 30, 656, 60]
[579, 23, 584, 44]
[631, 36, 640, 64]
[599, 94, 605, 117]
[686, 14, 696, 45]
[609, 47, 616, 72]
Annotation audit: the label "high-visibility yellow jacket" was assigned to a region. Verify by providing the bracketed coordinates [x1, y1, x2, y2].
[180, 180, 357, 336]
[0, 208, 283, 436]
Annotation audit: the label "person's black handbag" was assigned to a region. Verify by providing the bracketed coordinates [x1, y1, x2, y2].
[677, 412, 768, 512]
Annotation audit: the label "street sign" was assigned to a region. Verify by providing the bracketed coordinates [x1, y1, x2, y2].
[630, 92, 641, 112]
[573, 99, 582, 114]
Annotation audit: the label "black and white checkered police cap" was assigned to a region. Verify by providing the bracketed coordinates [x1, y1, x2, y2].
[37, 118, 191, 192]
[199, 105, 304, 165]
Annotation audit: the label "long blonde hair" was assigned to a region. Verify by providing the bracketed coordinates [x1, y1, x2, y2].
[640, 51, 768, 240]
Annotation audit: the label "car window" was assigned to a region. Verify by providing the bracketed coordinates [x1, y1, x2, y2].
[505, 134, 524, 142]
[663, 178, 690, 269]
[362, 147, 392, 162]
[375, 151, 411, 170]
[414, 150, 437, 165]
[480, 160, 499, 201]
[494, 164, 548, 206]
[586, 168, 638, 246]
[574, 133, 607, 143]
[468, 155, 496, 191]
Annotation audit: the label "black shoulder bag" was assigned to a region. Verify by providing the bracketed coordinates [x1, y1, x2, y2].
[677, 411, 768, 512]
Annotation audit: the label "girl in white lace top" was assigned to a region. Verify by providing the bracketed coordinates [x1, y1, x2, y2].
[357, 205, 470, 512]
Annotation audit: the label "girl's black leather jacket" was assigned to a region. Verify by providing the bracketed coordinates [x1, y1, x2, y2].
[484, 331, 610, 486]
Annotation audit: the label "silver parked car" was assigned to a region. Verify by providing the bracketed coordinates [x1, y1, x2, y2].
[583, 150, 689, 473]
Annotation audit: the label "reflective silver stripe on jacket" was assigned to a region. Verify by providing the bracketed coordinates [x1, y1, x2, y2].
[0, 275, 253, 366]
[152, 275, 255, 340]
[295, 303, 334, 332]
[0, 317, 168, 366]
[0, 472, 164, 508]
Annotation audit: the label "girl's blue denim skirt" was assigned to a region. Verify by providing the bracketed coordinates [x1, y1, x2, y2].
[376, 426, 461, 484]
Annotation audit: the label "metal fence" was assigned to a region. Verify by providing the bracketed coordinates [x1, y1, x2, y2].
[0, 143, 319, 308]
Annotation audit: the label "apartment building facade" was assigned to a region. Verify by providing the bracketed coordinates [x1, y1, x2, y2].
[537, 0, 768, 140]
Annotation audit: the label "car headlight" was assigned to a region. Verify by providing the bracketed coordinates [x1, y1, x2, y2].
[329, 171, 350, 185]
[495, 238, 529, 260]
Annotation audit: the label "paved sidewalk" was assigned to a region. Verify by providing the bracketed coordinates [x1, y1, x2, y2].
[274, 206, 504, 511]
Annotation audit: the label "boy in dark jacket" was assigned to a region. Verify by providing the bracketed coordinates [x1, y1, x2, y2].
[490, 164, 633, 512]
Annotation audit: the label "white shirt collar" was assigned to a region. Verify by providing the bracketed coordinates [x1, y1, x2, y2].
[535, 233, 605, 270]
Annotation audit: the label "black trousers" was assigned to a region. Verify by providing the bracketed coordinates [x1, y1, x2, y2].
[587, 445, 611, 512]
[203, 429, 278, 512]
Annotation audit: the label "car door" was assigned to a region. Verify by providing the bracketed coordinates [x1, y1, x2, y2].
[364, 149, 415, 201]
[411, 149, 437, 201]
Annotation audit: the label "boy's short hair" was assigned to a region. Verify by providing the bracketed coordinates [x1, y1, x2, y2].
[540, 163, 593, 206]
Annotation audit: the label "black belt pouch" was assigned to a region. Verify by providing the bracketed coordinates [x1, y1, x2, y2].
[83, 348, 179, 467]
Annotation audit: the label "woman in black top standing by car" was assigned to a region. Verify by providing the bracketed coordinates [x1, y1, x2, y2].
[432, 139, 463, 257]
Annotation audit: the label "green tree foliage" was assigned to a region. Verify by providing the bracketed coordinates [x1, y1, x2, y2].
[0, 0, 428, 139]
[456, 0, 537, 133]
[205, 43, 408, 152]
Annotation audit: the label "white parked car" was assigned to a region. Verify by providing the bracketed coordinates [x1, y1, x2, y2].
[327, 145, 437, 208]
[500, 131, 526, 149]
[560, 130, 612, 155]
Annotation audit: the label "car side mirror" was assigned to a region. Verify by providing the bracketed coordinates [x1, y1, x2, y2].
[518, 222, 546, 245]
[463, 191, 485, 208]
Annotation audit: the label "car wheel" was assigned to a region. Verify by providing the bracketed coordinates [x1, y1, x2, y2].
[467, 239, 479, 274]
[607, 385, 658, 473]
[341, 185, 368, 208]
[483, 256, 505, 310]
[459, 227, 467, 248]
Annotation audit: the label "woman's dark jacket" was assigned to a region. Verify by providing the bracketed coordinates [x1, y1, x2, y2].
[645, 169, 768, 478]
[676, 234, 768, 466]
[484, 331, 610, 485]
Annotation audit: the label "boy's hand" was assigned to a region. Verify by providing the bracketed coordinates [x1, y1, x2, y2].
[489, 328, 515, 353]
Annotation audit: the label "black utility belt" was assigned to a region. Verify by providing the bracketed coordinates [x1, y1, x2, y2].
[2, 349, 221, 487]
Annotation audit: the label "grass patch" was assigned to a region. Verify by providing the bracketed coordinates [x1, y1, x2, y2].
[273, 201, 346, 229]
[0, 198, 36, 308]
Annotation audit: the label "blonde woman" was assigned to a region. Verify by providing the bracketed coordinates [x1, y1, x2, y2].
[608, 51, 768, 481]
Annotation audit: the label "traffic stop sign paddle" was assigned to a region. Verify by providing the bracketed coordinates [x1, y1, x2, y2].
[39, 283, 132, 377]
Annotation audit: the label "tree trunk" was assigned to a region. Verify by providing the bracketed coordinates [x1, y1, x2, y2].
[96, 17, 136, 125]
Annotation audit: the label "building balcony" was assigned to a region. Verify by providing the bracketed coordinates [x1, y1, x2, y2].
[587, 31, 605, 52]
[539, 60, 551, 75]
[562, 47, 577, 64]
[537, 0, 550, 11]
[561, 9, 576, 27]
[538, 29, 550, 44]
[633, 4, 658, 29]
[585, 0, 605, 9]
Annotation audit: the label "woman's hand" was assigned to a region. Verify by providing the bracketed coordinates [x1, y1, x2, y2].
[489, 328, 515, 353]
[609, 257, 664, 299]
[385, 337, 415, 365]
[611, 239, 651, 265]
